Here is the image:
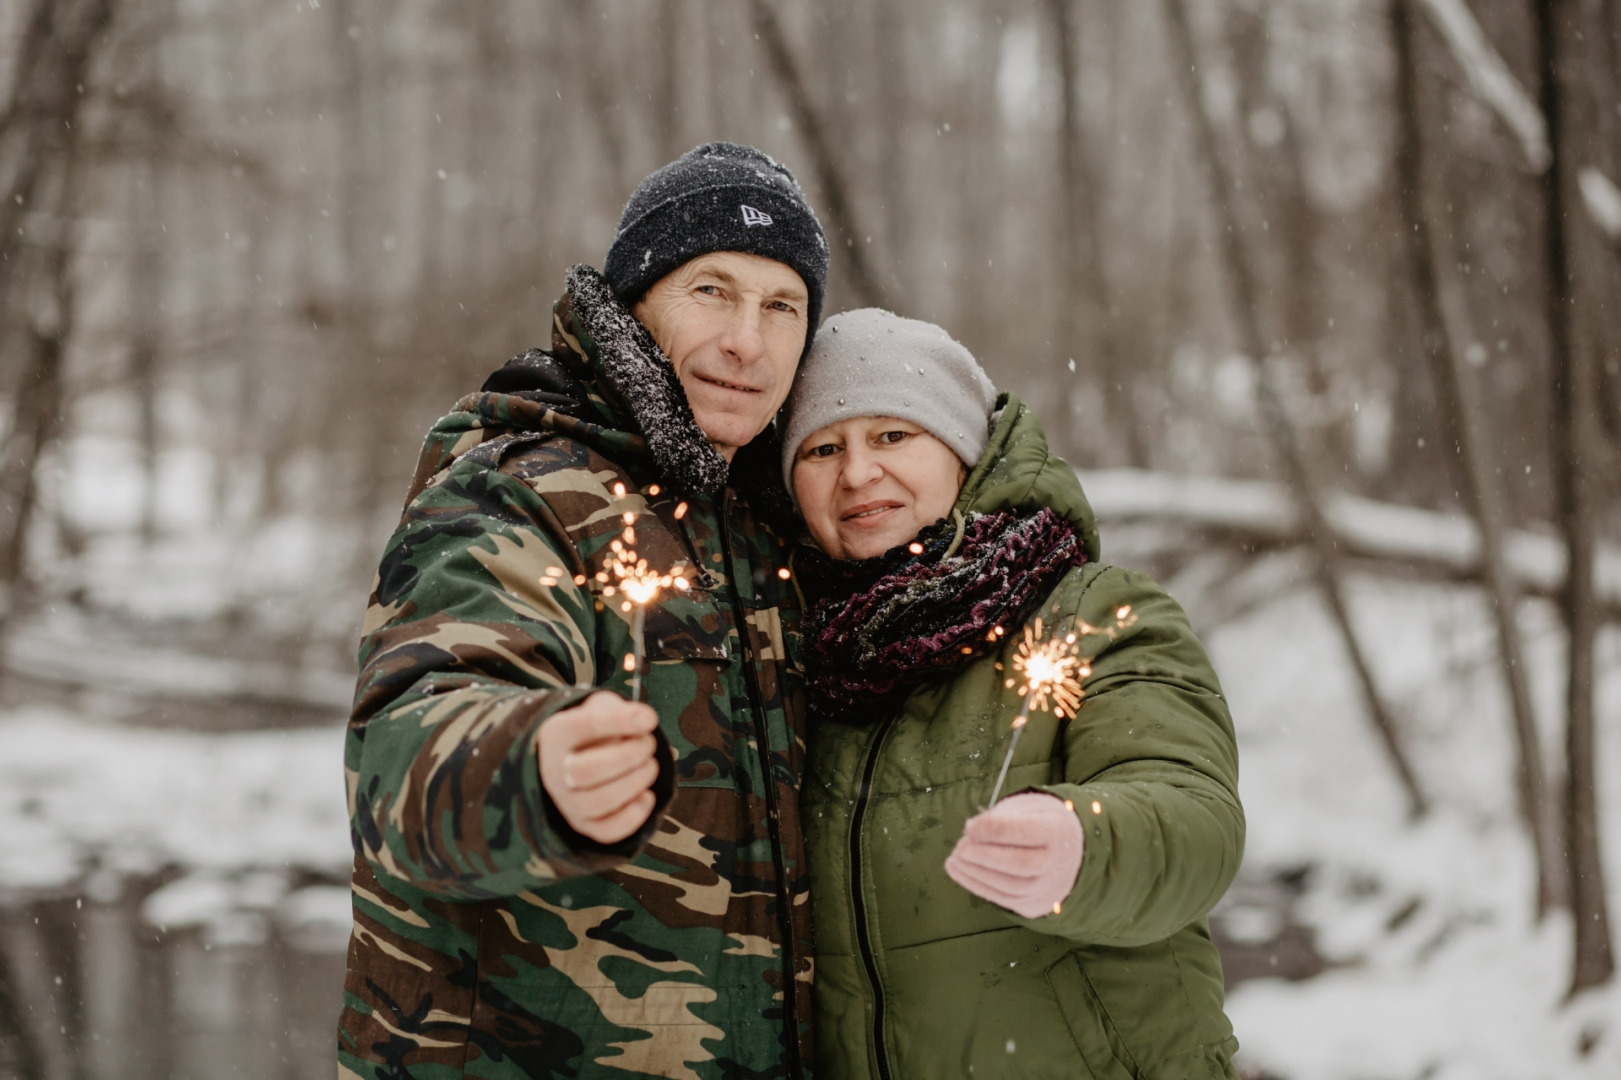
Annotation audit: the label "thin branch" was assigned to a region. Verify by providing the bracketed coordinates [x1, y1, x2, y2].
[1392, 0, 1559, 913]
[1418, 0, 1550, 171]
[747, 0, 890, 309]
[1162, 0, 1429, 817]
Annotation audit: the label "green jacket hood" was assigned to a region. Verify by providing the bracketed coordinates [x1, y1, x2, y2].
[955, 391, 1101, 562]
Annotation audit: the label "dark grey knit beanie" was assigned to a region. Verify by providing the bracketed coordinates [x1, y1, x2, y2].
[782, 308, 998, 494]
[604, 142, 829, 337]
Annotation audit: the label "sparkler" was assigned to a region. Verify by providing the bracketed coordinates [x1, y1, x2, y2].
[985, 606, 1137, 807]
[573, 482, 689, 701]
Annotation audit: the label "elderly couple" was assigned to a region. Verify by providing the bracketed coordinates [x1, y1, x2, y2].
[337, 144, 1244, 1080]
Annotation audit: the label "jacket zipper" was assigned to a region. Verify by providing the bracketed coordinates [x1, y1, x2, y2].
[717, 494, 804, 1079]
[849, 715, 896, 1080]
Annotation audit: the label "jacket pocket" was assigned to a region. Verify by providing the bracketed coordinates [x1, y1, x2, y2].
[1046, 950, 1138, 1080]
[640, 591, 742, 792]
[644, 589, 732, 663]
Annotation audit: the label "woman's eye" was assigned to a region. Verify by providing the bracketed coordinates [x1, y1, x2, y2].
[807, 443, 839, 458]
[879, 430, 909, 444]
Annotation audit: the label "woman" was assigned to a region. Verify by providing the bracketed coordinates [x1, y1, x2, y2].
[783, 309, 1244, 1079]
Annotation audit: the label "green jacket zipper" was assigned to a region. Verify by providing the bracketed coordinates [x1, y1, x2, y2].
[849, 715, 896, 1080]
[718, 493, 804, 1079]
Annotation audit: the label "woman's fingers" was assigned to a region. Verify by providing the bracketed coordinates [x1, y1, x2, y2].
[962, 792, 1073, 845]
[946, 793, 1086, 918]
[949, 836, 1052, 878]
[945, 849, 1036, 893]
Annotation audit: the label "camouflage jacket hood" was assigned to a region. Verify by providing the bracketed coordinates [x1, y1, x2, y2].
[401, 263, 795, 524]
[340, 265, 814, 1079]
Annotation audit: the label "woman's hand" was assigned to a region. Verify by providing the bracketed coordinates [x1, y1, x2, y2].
[945, 792, 1084, 919]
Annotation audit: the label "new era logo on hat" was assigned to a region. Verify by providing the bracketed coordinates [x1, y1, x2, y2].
[740, 204, 774, 227]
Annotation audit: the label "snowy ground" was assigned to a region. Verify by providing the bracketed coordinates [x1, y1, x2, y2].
[1209, 575, 1621, 1080]
[0, 562, 1617, 1077]
[0, 713, 352, 949]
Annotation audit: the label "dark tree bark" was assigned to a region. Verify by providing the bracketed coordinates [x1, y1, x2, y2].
[0, 931, 45, 1080]
[1532, 0, 1615, 994]
[0, 0, 113, 621]
[324, 0, 366, 295]
[653, 0, 683, 163]
[1045, 0, 1147, 467]
[1391, 0, 1560, 915]
[747, 0, 891, 309]
[1163, 0, 1429, 817]
[872, 0, 909, 308]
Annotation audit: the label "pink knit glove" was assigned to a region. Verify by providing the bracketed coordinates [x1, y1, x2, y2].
[945, 792, 1084, 919]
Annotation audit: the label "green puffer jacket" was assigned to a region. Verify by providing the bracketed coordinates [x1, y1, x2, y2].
[339, 266, 813, 1079]
[803, 395, 1244, 1080]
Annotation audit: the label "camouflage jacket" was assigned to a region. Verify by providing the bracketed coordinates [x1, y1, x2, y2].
[338, 265, 813, 1080]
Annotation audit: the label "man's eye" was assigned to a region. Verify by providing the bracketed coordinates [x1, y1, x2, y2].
[695, 284, 722, 296]
[769, 300, 801, 314]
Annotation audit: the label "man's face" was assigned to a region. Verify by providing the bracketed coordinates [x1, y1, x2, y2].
[633, 251, 809, 461]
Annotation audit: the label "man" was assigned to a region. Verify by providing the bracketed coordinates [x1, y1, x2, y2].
[338, 143, 828, 1080]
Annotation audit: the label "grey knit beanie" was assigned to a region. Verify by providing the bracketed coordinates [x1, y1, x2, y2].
[782, 308, 997, 492]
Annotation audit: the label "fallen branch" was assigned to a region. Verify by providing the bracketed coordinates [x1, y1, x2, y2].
[1417, 0, 1549, 172]
[1080, 469, 1621, 617]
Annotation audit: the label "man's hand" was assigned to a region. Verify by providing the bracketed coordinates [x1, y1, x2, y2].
[538, 691, 662, 845]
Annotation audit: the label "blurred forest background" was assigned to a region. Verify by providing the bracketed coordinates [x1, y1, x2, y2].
[0, 0, 1618, 1077]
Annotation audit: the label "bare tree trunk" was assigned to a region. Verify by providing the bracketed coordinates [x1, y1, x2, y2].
[872, 0, 909, 309]
[1163, 0, 1429, 817]
[1391, 0, 1561, 915]
[0, 205, 74, 607]
[325, 0, 366, 297]
[0, 0, 112, 624]
[747, 0, 891, 309]
[562, 4, 628, 192]
[1581, 0, 1621, 475]
[653, 0, 682, 163]
[0, 930, 46, 1080]
[1045, 0, 1146, 466]
[130, 181, 162, 545]
[1532, 0, 1615, 994]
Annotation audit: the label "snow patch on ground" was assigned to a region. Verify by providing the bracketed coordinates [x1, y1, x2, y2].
[1209, 576, 1621, 1080]
[0, 709, 349, 892]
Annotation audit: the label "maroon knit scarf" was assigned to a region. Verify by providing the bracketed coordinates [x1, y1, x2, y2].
[797, 508, 1087, 719]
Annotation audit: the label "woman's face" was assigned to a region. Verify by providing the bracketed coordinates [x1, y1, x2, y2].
[792, 416, 967, 560]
